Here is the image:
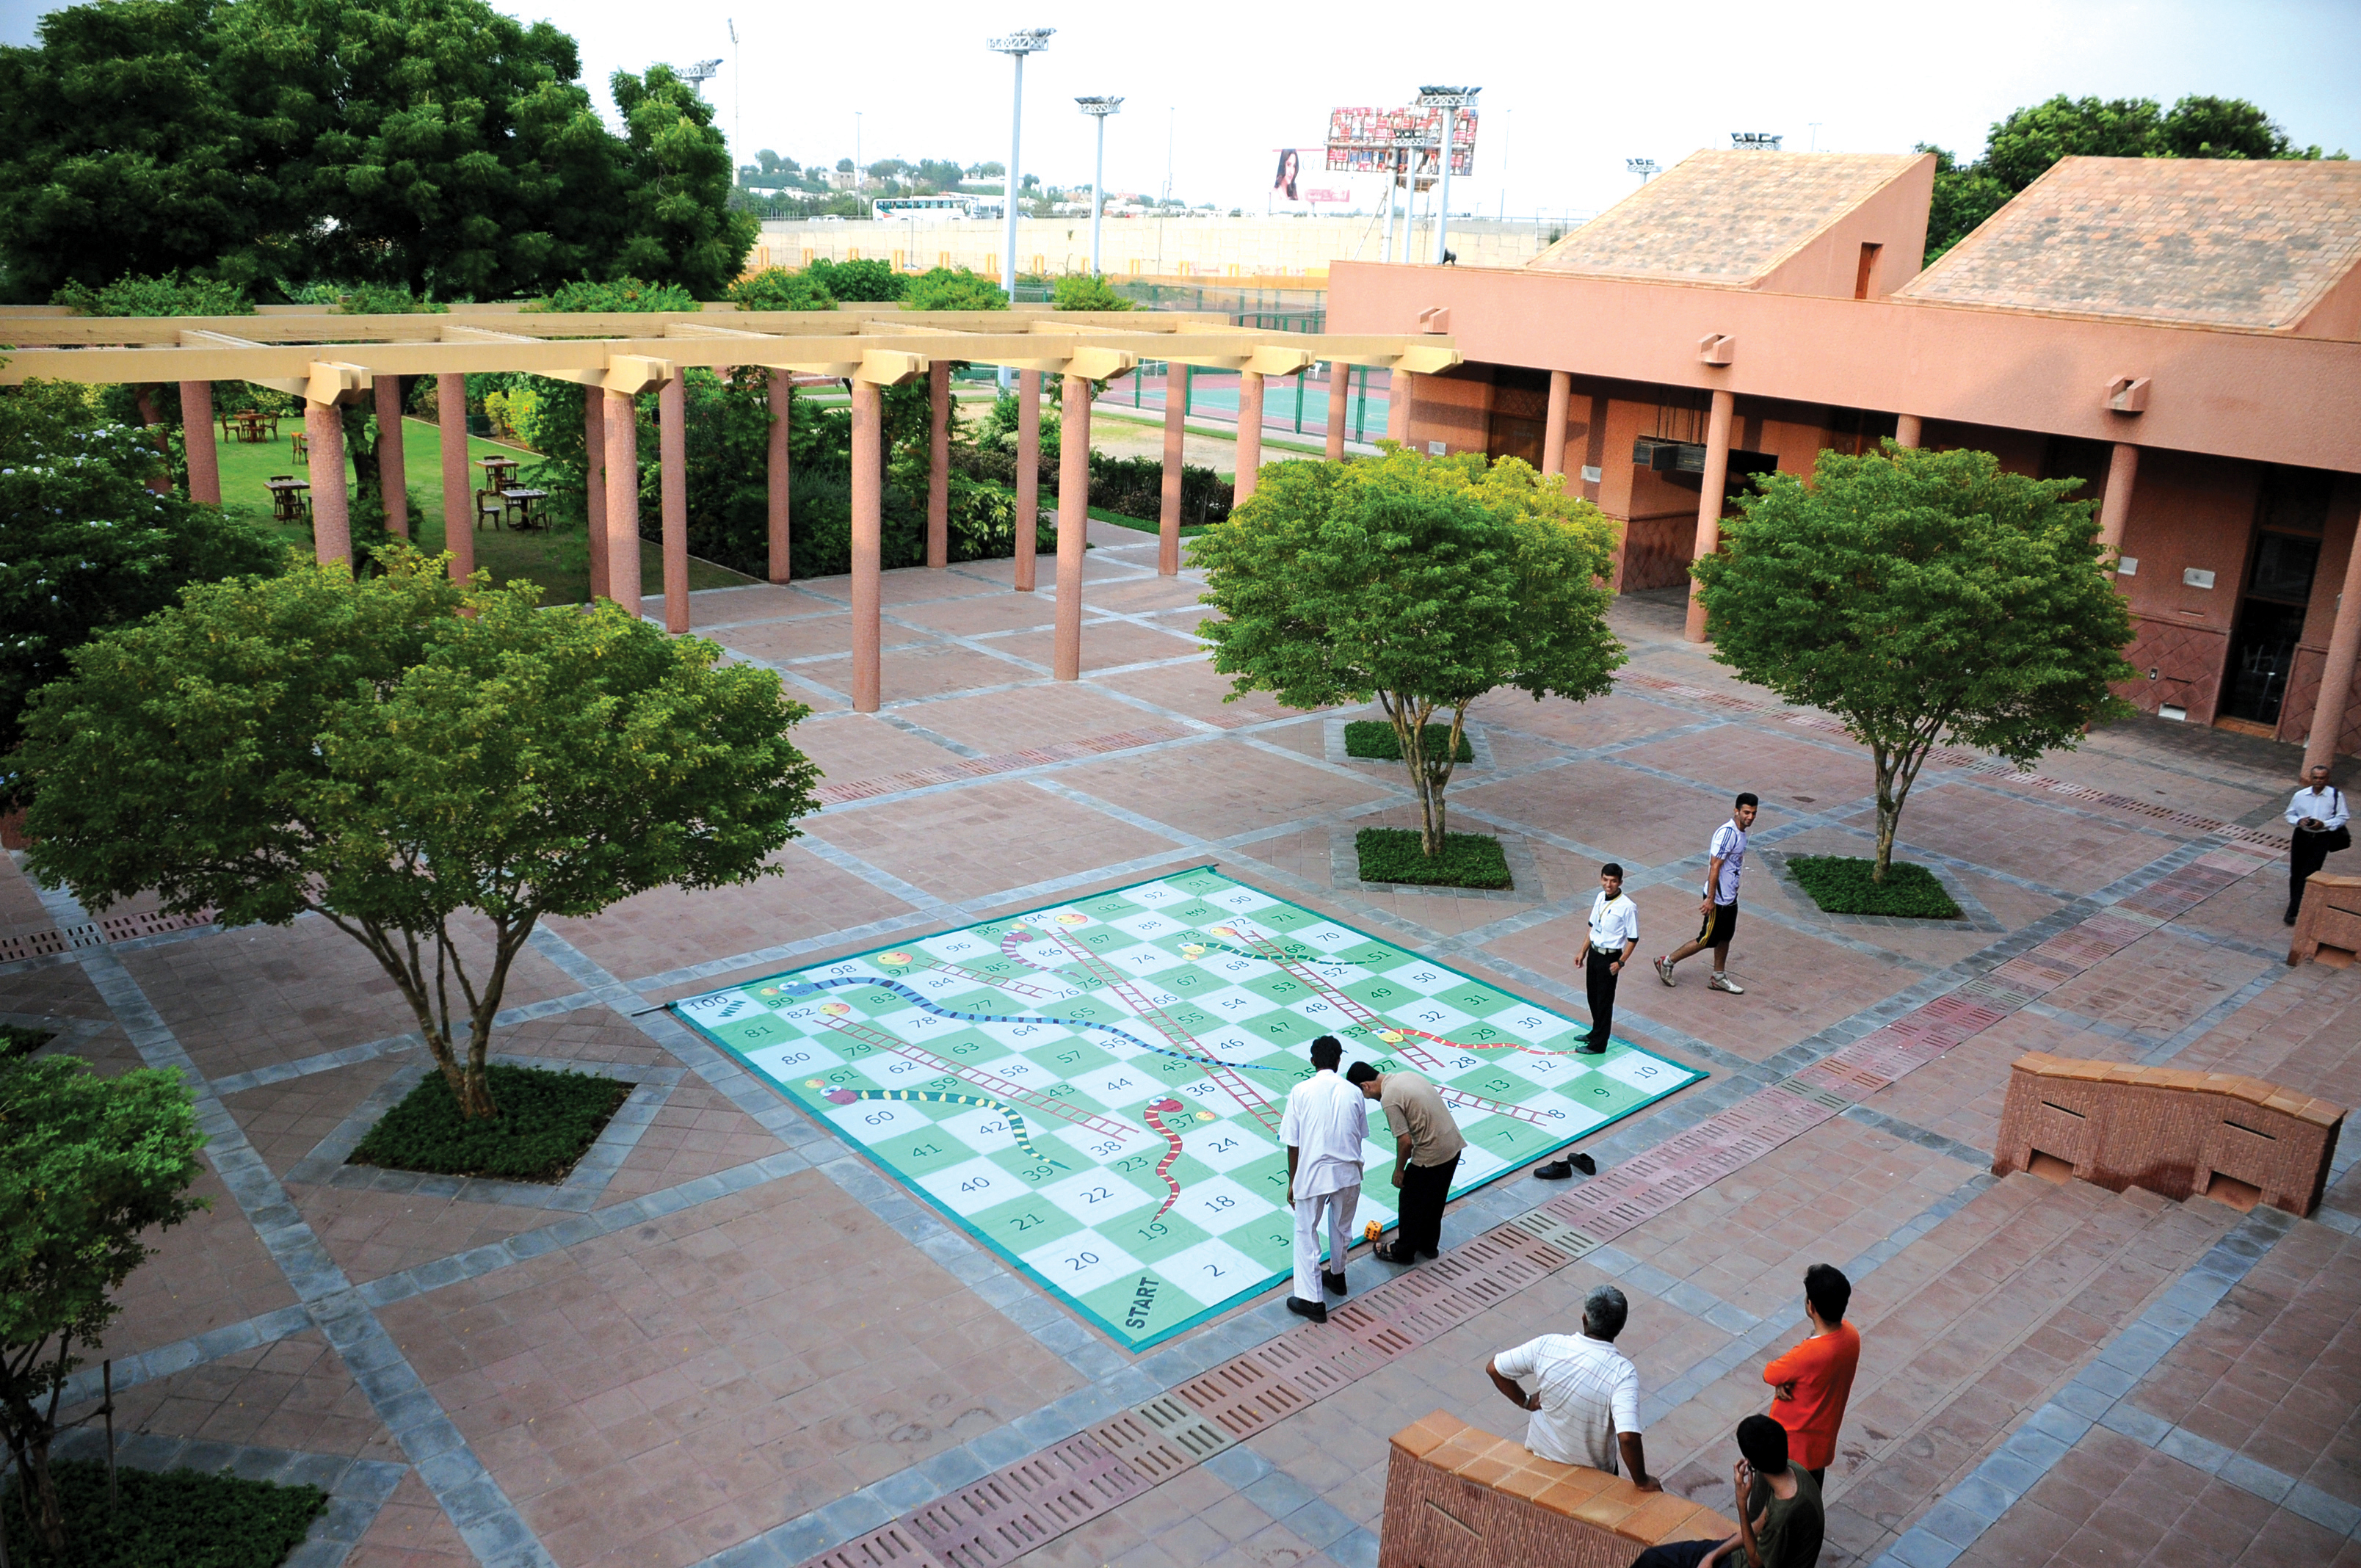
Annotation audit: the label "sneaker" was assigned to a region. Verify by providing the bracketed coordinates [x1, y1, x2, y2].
[1709, 972, 1745, 995]
[1654, 956, 1676, 987]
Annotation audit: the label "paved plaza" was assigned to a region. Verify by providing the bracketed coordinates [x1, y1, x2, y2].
[5, 522, 2360, 1568]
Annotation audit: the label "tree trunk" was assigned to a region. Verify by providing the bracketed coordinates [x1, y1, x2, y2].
[1381, 692, 1464, 857]
[1869, 733, 1937, 882]
[332, 912, 541, 1120]
[4, 1364, 70, 1556]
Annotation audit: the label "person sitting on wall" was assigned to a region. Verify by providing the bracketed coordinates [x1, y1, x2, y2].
[1631, 1414, 1823, 1568]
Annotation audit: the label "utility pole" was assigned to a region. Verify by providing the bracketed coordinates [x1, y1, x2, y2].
[1416, 86, 1479, 264]
[1076, 97, 1123, 276]
[726, 21, 739, 170]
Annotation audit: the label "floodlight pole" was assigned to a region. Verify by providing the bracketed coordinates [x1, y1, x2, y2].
[1077, 97, 1123, 275]
[1416, 87, 1479, 265]
[988, 29, 1053, 306]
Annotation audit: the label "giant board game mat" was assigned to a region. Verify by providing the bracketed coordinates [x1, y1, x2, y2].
[671, 867, 1704, 1350]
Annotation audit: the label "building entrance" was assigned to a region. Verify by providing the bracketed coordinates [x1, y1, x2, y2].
[2218, 470, 2331, 733]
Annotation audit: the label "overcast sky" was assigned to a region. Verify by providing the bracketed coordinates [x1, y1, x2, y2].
[5, 0, 2357, 220]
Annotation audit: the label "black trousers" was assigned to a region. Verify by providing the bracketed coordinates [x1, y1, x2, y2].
[1584, 946, 1621, 1048]
[1396, 1153, 1458, 1255]
[2291, 830, 2334, 918]
[1632, 1541, 1725, 1568]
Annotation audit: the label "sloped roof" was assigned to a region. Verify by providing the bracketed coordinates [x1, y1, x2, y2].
[1898, 156, 2361, 330]
[1526, 150, 1928, 284]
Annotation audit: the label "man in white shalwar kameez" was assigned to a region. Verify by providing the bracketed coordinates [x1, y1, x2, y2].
[1280, 1034, 1368, 1324]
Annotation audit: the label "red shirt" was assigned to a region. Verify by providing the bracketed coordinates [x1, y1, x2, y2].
[1763, 1323, 1860, 1471]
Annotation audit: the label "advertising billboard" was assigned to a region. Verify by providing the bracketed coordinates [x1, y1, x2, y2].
[1324, 106, 1477, 178]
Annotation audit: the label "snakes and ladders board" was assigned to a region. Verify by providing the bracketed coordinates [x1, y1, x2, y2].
[670, 868, 1704, 1350]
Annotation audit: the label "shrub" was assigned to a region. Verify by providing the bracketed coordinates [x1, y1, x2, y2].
[1049, 274, 1133, 311]
[51, 272, 250, 317]
[533, 277, 698, 313]
[1345, 720, 1472, 763]
[805, 257, 905, 302]
[349, 1064, 633, 1182]
[1355, 827, 1512, 890]
[1785, 854, 1963, 920]
[728, 267, 836, 311]
[2, 1459, 325, 1568]
[903, 266, 1007, 311]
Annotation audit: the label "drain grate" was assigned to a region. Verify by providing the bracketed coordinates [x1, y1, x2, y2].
[800, 1522, 944, 1568]
[1086, 1404, 1214, 1485]
[899, 1436, 1146, 1568]
[1173, 1355, 1309, 1438]
[1501, 1210, 1598, 1264]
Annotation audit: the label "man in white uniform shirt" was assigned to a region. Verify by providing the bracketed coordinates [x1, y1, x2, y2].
[1487, 1285, 1659, 1489]
[1579, 862, 1639, 1055]
[1657, 792, 1758, 995]
[2284, 763, 2350, 925]
[1280, 1034, 1367, 1324]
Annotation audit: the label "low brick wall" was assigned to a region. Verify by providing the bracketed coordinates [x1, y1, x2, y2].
[2290, 871, 2361, 967]
[1379, 1411, 1738, 1568]
[1993, 1052, 2344, 1217]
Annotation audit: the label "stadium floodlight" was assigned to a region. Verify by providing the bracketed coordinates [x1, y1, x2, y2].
[1626, 158, 1658, 181]
[1415, 87, 1479, 265]
[680, 58, 721, 94]
[1730, 131, 1783, 150]
[1076, 97, 1124, 278]
[987, 30, 1053, 321]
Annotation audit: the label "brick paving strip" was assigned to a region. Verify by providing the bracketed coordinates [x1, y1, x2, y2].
[723, 838, 2282, 1568]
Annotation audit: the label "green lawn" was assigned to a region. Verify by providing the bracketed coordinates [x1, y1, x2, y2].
[214, 416, 755, 605]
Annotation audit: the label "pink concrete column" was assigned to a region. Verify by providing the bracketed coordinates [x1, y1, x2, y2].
[1015, 369, 1041, 592]
[927, 360, 951, 569]
[1388, 369, 1413, 444]
[584, 393, 609, 602]
[1324, 363, 1349, 462]
[603, 388, 639, 618]
[305, 401, 351, 567]
[374, 377, 408, 537]
[1683, 388, 1736, 643]
[437, 374, 472, 584]
[1894, 414, 1923, 449]
[2097, 442, 2139, 553]
[1542, 371, 1571, 477]
[659, 375, 689, 634]
[1234, 371, 1264, 507]
[1158, 369, 1185, 577]
[851, 380, 884, 711]
[2305, 538, 2361, 773]
[1055, 373, 1090, 682]
[180, 381, 220, 504]
[767, 370, 791, 584]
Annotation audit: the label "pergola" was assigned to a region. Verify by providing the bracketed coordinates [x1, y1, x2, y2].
[0, 305, 1461, 711]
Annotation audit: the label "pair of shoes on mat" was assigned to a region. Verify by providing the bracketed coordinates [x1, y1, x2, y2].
[1321, 1268, 1347, 1296]
[1374, 1242, 1417, 1265]
[1533, 1153, 1599, 1180]
[1287, 1296, 1328, 1324]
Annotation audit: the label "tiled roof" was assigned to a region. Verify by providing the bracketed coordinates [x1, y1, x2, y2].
[1526, 150, 1926, 283]
[1898, 156, 2361, 330]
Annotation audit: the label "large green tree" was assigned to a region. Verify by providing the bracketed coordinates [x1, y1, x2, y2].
[608, 63, 758, 299]
[1691, 445, 2136, 879]
[1193, 450, 1623, 856]
[0, 1049, 207, 1557]
[17, 549, 822, 1118]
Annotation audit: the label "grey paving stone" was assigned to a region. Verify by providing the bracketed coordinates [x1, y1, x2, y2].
[2285, 1481, 2361, 1537]
[2097, 1401, 2172, 1447]
[1244, 1470, 1319, 1519]
[1205, 1445, 1277, 1489]
[1329, 1526, 1382, 1568]
[2217, 1453, 2296, 1504]
[1884, 1525, 1965, 1568]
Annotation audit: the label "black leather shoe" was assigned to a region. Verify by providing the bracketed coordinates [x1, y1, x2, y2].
[1571, 1153, 1597, 1175]
[1575, 1039, 1606, 1055]
[1419, 1246, 1439, 1259]
[1321, 1269, 1347, 1296]
[1534, 1160, 1573, 1180]
[1374, 1242, 1416, 1265]
[1286, 1296, 1328, 1324]
[2285, 911, 2299, 926]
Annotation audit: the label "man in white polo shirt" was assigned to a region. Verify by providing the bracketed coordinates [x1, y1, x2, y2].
[1486, 1285, 1660, 1489]
[1657, 792, 1758, 995]
[1580, 862, 1639, 1055]
[1280, 1034, 1367, 1324]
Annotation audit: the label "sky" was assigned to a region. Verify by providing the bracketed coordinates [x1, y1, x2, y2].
[4, 0, 2358, 222]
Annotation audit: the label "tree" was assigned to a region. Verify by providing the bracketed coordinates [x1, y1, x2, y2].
[1050, 274, 1133, 311]
[0, 378, 286, 796]
[1691, 445, 2136, 880]
[1192, 450, 1623, 856]
[1981, 95, 2164, 191]
[805, 257, 905, 302]
[903, 266, 1008, 311]
[17, 549, 822, 1118]
[608, 63, 758, 297]
[1914, 145, 2012, 265]
[0, 1049, 207, 1557]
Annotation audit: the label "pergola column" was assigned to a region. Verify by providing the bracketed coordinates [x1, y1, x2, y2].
[767, 370, 791, 584]
[180, 381, 220, 504]
[1683, 388, 1736, 643]
[1894, 414, 1923, 449]
[1388, 370, 1414, 444]
[1159, 366, 1186, 576]
[1015, 369, 1041, 592]
[1055, 372, 1091, 681]
[305, 400, 350, 567]
[374, 377, 408, 537]
[2097, 443, 2140, 553]
[927, 360, 951, 568]
[1234, 371, 1264, 507]
[2306, 537, 2361, 772]
[603, 388, 639, 618]
[851, 379, 884, 711]
[1324, 363, 1349, 462]
[585, 393, 609, 601]
[659, 375, 689, 634]
[438, 374, 472, 583]
[1542, 371, 1571, 477]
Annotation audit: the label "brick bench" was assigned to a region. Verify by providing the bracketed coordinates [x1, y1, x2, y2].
[1993, 1051, 2344, 1217]
[2290, 871, 2361, 968]
[1381, 1411, 1738, 1568]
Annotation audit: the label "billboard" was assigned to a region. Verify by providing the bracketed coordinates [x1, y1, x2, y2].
[1324, 106, 1477, 179]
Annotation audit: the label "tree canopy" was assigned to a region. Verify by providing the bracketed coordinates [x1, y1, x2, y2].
[0, 0, 754, 302]
[18, 548, 822, 1119]
[1049, 274, 1134, 311]
[902, 266, 1008, 311]
[1192, 449, 1623, 856]
[1691, 444, 2136, 879]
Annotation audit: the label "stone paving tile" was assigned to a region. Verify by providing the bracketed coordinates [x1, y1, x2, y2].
[782, 713, 973, 783]
[1972, 734, 2291, 829]
[1613, 725, 1887, 816]
[807, 779, 1181, 904]
[1839, 780, 2177, 896]
[0, 937, 122, 1020]
[376, 1171, 1086, 1568]
[990, 618, 1208, 675]
[2124, 1220, 2361, 1508]
[904, 682, 1197, 752]
[544, 844, 915, 987]
[1481, 689, 1705, 752]
[347, 1469, 476, 1567]
[1088, 660, 1318, 728]
[1053, 738, 1394, 841]
[98, 1161, 300, 1360]
[717, 613, 932, 665]
[57, 1328, 400, 1462]
[2039, 925, 2279, 1042]
[683, 584, 844, 629]
[231, 1056, 413, 1177]
[888, 592, 1064, 638]
[297, 1180, 559, 1286]
[595, 1075, 782, 1209]
[1455, 758, 1736, 870]
[796, 642, 1044, 705]
[1860, 1012, 2119, 1159]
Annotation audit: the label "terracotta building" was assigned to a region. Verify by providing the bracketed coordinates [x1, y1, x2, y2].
[1331, 151, 2361, 763]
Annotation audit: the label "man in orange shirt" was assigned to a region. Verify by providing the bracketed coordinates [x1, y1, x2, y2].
[1760, 1263, 1859, 1487]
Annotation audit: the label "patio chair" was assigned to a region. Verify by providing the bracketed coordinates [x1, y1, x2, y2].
[474, 487, 509, 530]
[267, 478, 305, 523]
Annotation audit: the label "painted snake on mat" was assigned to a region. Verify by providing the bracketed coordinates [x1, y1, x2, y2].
[1139, 1097, 1198, 1218]
[817, 1085, 1056, 1165]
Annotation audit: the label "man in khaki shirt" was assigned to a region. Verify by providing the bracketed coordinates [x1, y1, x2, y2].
[1348, 1062, 1465, 1266]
